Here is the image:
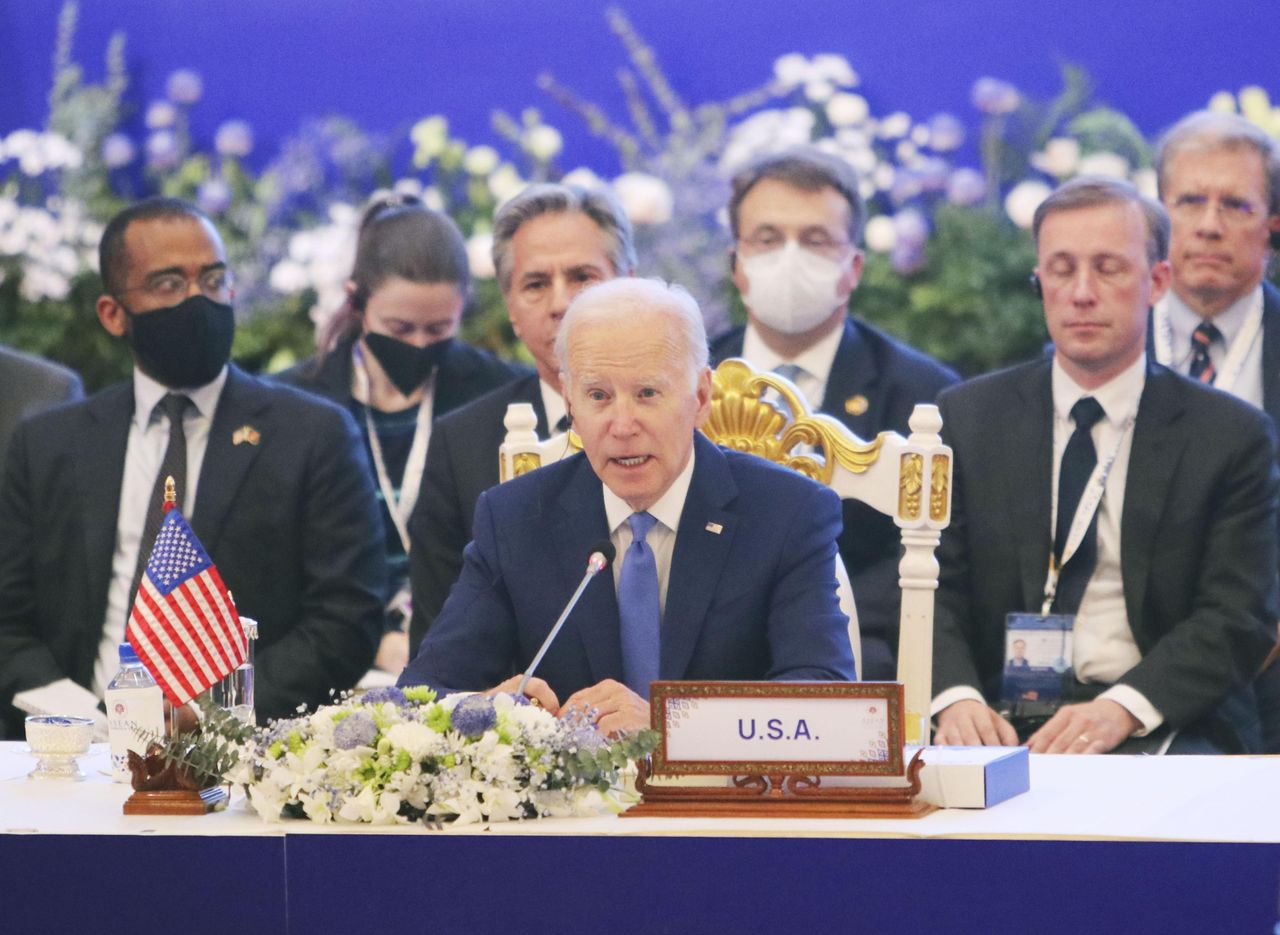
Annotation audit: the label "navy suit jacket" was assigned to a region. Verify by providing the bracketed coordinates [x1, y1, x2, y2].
[400, 433, 856, 699]
[407, 373, 545, 653]
[0, 365, 387, 735]
[933, 358, 1279, 750]
[711, 317, 958, 679]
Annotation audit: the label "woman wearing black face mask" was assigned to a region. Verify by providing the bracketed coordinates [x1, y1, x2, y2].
[277, 195, 527, 675]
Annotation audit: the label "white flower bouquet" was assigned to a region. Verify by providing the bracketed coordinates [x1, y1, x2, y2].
[235, 686, 657, 826]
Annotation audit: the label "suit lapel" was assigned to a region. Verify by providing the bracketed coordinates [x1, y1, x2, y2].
[1004, 363, 1054, 611]
[662, 434, 738, 679]
[191, 367, 269, 553]
[551, 457, 622, 682]
[1260, 283, 1280, 426]
[1120, 365, 1188, 633]
[819, 319, 877, 436]
[76, 385, 134, 624]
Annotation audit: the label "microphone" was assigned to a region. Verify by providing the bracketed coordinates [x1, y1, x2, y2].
[516, 540, 616, 698]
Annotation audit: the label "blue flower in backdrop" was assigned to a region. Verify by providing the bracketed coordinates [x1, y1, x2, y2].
[215, 120, 254, 158]
[450, 695, 497, 737]
[197, 177, 232, 215]
[166, 69, 203, 106]
[100, 133, 136, 169]
[333, 711, 378, 749]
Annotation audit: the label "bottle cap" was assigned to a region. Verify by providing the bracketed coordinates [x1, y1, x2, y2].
[118, 642, 140, 664]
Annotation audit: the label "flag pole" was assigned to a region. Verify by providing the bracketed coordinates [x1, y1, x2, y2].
[159, 475, 182, 739]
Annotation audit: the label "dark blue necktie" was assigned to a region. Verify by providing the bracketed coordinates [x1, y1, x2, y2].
[619, 511, 660, 698]
[1052, 396, 1105, 614]
[1188, 321, 1221, 384]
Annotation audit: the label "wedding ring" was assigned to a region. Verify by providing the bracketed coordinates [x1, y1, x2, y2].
[1077, 733, 1092, 744]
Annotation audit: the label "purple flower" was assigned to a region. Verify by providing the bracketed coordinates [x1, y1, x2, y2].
[971, 77, 1020, 116]
[166, 69, 204, 105]
[891, 241, 926, 275]
[947, 167, 987, 206]
[362, 686, 408, 708]
[145, 131, 180, 171]
[100, 133, 136, 169]
[334, 712, 378, 749]
[915, 156, 950, 193]
[450, 695, 497, 737]
[215, 120, 254, 158]
[566, 726, 605, 752]
[926, 113, 965, 152]
[894, 209, 930, 250]
[197, 178, 232, 215]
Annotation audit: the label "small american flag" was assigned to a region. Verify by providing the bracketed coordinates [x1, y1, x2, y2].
[127, 507, 246, 706]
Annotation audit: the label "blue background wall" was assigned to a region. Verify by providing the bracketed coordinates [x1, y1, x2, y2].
[1, 0, 1273, 172]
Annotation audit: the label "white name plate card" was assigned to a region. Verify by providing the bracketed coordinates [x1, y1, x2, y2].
[649, 681, 905, 778]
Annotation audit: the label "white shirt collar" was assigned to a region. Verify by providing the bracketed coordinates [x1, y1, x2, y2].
[131, 365, 229, 430]
[741, 319, 845, 385]
[1051, 352, 1146, 428]
[539, 378, 567, 432]
[1166, 285, 1261, 349]
[602, 442, 697, 535]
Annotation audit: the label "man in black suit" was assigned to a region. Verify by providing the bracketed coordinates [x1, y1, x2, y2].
[1150, 111, 1280, 750]
[407, 184, 636, 653]
[711, 147, 958, 680]
[933, 176, 1278, 754]
[0, 198, 385, 735]
[0, 344, 82, 468]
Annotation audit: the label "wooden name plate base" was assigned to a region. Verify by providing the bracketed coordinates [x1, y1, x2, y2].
[123, 786, 229, 816]
[623, 748, 935, 819]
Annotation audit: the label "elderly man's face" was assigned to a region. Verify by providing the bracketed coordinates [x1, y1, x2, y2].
[1036, 200, 1170, 389]
[564, 307, 712, 512]
[1161, 146, 1280, 316]
[504, 211, 616, 387]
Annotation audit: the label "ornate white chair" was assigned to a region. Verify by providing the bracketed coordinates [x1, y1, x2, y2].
[501, 357, 952, 744]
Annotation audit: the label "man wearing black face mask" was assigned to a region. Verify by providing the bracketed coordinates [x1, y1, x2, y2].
[0, 197, 387, 737]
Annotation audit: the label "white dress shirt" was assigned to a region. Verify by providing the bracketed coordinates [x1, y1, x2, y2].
[92, 366, 228, 694]
[600, 448, 697, 616]
[933, 354, 1162, 734]
[741, 320, 845, 411]
[1156, 286, 1264, 408]
[540, 379, 567, 433]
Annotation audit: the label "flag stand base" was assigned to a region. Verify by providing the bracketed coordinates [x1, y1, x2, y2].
[124, 786, 228, 815]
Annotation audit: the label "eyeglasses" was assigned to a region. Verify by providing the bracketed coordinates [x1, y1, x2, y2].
[739, 229, 852, 256]
[117, 268, 234, 302]
[1169, 193, 1262, 226]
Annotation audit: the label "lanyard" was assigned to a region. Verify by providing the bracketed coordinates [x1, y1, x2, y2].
[1152, 291, 1263, 395]
[1040, 414, 1134, 615]
[352, 342, 432, 554]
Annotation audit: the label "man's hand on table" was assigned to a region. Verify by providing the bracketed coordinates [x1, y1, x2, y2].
[934, 698, 1018, 746]
[1026, 699, 1140, 754]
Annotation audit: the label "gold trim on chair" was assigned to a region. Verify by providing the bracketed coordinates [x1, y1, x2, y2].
[704, 358, 883, 483]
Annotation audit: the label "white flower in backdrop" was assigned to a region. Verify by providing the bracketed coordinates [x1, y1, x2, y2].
[1076, 151, 1129, 179]
[463, 145, 499, 176]
[864, 215, 897, 253]
[826, 93, 870, 128]
[1030, 137, 1080, 179]
[522, 124, 563, 162]
[1004, 179, 1052, 229]
[719, 108, 816, 175]
[466, 231, 496, 280]
[613, 172, 674, 226]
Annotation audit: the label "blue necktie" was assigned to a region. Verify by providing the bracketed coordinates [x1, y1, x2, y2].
[619, 511, 660, 698]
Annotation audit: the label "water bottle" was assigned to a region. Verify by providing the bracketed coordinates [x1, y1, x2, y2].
[104, 642, 165, 782]
[213, 616, 257, 723]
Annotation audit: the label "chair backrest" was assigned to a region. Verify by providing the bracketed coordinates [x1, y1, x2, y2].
[703, 359, 951, 744]
[499, 357, 952, 744]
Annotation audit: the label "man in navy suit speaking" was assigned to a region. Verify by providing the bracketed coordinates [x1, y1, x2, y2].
[400, 278, 856, 735]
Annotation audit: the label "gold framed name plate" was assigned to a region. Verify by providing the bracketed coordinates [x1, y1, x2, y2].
[624, 681, 934, 819]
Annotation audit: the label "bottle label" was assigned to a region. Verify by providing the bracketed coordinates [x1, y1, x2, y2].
[105, 687, 165, 783]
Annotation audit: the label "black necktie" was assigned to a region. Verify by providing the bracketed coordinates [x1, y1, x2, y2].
[1188, 321, 1222, 384]
[1052, 396, 1105, 614]
[130, 393, 190, 605]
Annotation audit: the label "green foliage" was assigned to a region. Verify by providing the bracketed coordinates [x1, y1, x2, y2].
[137, 696, 256, 788]
[857, 205, 1046, 377]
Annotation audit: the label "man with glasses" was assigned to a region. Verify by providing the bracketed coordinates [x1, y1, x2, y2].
[0, 197, 386, 736]
[1151, 111, 1280, 751]
[712, 147, 958, 680]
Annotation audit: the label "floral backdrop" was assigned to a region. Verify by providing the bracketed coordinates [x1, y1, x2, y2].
[2, 4, 1278, 391]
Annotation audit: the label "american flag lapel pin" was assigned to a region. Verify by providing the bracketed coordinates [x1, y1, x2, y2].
[232, 424, 261, 446]
[705, 521, 723, 535]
